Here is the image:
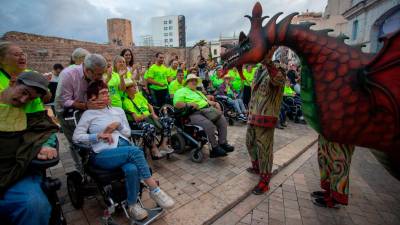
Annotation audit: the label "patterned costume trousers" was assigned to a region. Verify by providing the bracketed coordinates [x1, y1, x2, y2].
[318, 135, 355, 205]
[246, 125, 275, 176]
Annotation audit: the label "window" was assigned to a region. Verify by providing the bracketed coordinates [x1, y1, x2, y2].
[169, 38, 173, 42]
[164, 33, 168, 36]
[169, 26, 173, 30]
[169, 32, 173, 36]
[353, 20, 359, 40]
[214, 49, 217, 55]
[164, 21, 168, 24]
[165, 39, 168, 43]
[164, 27, 168, 31]
[169, 20, 172, 24]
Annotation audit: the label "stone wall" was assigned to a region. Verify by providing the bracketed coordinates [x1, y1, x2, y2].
[1, 31, 208, 73]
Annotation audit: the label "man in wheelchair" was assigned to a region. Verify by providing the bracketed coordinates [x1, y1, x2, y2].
[0, 72, 59, 225]
[72, 81, 175, 221]
[123, 79, 174, 160]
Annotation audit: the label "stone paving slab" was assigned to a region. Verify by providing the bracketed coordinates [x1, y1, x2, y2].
[51, 121, 316, 225]
[212, 145, 400, 225]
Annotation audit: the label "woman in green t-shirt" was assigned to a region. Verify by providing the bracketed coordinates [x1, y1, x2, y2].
[123, 80, 174, 160]
[105, 56, 131, 108]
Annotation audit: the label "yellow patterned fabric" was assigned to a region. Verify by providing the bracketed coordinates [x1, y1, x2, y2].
[0, 103, 27, 131]
[248, 69, 285, 118]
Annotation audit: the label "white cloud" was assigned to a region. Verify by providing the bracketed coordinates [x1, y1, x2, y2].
[0, 0, 328, 46]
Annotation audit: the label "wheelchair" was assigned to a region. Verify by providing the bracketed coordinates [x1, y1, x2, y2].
[215, 95, 246, 126]
[65, 112, 164, 225]
[30, 152, 67, 225]
[160, 104, 208, 163]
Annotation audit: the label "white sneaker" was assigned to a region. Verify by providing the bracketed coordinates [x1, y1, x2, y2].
[128, 203, 148, 221]
[160, 146, 174, 155]
[150, 189, 175, 209]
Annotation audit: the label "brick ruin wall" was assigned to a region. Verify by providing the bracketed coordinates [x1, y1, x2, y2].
[1, 31, 209, 73]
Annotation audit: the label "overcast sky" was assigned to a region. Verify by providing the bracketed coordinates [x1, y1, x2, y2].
[0, 0, 327, 46]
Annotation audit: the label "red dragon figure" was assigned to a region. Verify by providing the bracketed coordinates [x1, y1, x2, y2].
[222, 2, 400, 175]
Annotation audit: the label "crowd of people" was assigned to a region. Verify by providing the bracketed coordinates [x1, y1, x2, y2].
[0, 41, 308, 225]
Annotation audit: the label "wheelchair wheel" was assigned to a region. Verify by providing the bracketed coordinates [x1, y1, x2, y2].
[191, 148, 204, 163]
[67, 171, 84, 209]
[171, 133, 186, 154]
[228, 118, 235, 126]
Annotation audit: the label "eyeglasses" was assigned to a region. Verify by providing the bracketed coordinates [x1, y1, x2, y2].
[10, 52, 26, 59]
[98, 90, 109, 96]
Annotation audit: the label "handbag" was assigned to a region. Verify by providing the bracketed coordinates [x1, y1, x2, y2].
[193, 90, 222, 122]
[200, 107, 222, 122]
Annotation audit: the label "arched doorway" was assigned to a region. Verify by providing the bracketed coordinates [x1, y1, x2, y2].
[370, 5, 400, 53]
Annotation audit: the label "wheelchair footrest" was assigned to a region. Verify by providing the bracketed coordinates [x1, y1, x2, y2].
[130, 207, 164, 225]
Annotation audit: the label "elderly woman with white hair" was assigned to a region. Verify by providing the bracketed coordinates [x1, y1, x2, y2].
[70, 47, 90, 66]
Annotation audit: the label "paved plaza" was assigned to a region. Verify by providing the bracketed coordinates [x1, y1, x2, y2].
[50, 122, 315, 225]
[213, 146, 400, 225]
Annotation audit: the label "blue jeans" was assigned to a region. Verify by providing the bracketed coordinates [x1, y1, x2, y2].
[91, 138, 151, 205]
[0, 175, 51, 225]
[227, 98, 246, 114]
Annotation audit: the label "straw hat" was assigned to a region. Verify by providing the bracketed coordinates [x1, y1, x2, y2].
[124, 78, 136, 88]
[222, 74, 234, 80]
[184, 74, 201, 86]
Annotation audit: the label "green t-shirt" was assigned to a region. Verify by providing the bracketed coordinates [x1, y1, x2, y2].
[223, 84, 235, 98]
[0, 69, 45, 113]
[228, 69, 243, 92]
[168, 68, 178, 80]
[123, 92, 151, 121]
[168, 79, 184, 95]
[0, 69, 9, 92]
[210, 73, 223, 89]
[107, 72, 123, 108]
[173, 87, 209, 109]
[284, 85, 296, 96]
[144, 64, 169, 90]
[243, 67, 257, 86]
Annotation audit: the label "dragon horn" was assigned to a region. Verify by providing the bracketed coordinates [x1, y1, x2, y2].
[277, 12, 299, 42]
[239, 31, 247, 43]
[262, 15, 270, 22]
[264, 12, 283, 44]
[317, 29, 334, 35]
[252, 2, 263, 18]
[244, 15, 252, 21]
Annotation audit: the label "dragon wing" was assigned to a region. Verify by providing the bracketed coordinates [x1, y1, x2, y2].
[364, 29, 400, 138]
[366, 29, 400, 71]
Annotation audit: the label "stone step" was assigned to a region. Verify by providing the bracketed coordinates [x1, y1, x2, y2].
[163, 132, 318, 225]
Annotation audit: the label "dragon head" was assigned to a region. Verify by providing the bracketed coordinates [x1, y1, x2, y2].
[221, 2, 298, 73]
[221, 2, 269, 72]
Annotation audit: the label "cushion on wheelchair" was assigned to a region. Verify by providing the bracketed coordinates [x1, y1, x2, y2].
[86, 164, 125, 184]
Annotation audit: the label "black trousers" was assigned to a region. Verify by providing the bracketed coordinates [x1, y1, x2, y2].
[150, 88, 169, 107]
[243, 85, 252, 107]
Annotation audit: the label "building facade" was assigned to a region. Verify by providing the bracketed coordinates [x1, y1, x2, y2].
[140, 35, 154, 47]
[210, 36, 239, 63]
[151, 15, 186, 48]
[343, 0, 400, 53]
[107, 18, 134, 47]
